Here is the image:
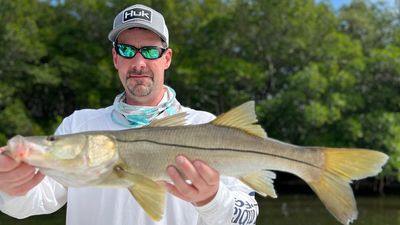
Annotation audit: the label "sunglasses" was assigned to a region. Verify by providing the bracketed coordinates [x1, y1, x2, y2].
[114, 43, 167, 60]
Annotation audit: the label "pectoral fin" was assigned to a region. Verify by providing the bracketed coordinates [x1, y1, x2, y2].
[115, 166, 166, 221]
[240, 170, 277, 198]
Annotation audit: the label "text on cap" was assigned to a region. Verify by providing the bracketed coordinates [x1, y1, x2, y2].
[123, 8, 152, 23]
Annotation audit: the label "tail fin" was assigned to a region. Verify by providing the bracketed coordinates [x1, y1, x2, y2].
[307, 148, 388, 225]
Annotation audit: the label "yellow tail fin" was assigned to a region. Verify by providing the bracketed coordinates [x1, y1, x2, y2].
[307, 148, 388, 225]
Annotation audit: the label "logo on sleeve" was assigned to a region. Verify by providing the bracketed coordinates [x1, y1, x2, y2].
[231, 199, 258, 225]
[123, 8, 152, 23]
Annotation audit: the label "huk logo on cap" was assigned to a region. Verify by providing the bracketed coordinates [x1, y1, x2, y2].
[122, 8, 152, 23]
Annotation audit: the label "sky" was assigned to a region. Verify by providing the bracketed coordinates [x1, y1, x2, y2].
[327, 0, 396, 9]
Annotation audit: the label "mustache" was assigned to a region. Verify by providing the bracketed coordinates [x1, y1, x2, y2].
[127, 69, 150, 76]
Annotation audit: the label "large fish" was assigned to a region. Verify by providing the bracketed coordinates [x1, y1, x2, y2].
[1, 101, 388, 224]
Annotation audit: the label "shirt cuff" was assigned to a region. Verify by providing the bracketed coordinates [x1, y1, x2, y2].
[195, 181, 234, 217]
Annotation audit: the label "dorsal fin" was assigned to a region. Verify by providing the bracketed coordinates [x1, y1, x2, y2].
[211, 101, 267, 138]
[148, 112, 188, 127]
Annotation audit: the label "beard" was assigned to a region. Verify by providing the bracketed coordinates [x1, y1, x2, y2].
[125, 69, 154, 97]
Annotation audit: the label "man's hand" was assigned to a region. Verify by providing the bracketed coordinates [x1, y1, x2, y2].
[0, 146, 45, 196]
[161, 155, 220, 206]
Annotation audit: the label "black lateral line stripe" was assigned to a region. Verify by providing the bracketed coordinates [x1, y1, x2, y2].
[115, 138, 321, 169]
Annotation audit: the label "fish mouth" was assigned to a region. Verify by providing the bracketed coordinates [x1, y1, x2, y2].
[7, 135, 48, 162]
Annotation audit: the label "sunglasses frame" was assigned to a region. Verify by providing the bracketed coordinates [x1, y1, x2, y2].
[113, 42, 167, 60]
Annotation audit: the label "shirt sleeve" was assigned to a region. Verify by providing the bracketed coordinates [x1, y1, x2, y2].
[0, 177, 67, 219]
[195, 176, 259, 225]
[0, 116, 73, 218]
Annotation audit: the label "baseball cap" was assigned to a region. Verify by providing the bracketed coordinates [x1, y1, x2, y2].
[108, 4, 169, 47]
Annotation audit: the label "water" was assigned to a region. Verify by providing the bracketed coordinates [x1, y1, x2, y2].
[257, 194, 400, 225]
[1, 195, 399, 225]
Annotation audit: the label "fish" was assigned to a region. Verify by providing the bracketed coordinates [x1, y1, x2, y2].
[1, 101, 388, 224]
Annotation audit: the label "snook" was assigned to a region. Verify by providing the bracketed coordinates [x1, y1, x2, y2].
[2, 101, 388, 225]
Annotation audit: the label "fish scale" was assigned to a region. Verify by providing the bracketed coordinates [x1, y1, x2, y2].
[116, 123, 321, 179]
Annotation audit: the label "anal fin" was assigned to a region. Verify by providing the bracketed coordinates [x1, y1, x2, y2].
[240, 170, 277, 198]
[115, 166, 166, 221]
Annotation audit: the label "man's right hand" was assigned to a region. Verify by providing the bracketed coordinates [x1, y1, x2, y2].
[0, 146, 45, 196]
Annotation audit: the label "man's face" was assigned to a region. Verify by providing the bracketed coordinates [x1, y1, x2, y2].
[112, 28, 172, 106]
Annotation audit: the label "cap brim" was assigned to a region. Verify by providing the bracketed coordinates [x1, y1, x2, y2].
[108, 22, 167, 43]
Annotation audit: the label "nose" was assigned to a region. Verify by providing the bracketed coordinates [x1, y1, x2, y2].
[128, 52, 147, 71]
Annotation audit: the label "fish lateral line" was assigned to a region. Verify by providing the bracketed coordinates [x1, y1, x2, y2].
[114, 138, 322, 170]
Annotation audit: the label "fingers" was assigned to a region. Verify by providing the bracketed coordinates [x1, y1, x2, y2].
[8, 172, 45, 196]
[0, 154, 45, 196]
[193, 160, 219, 186]
[164, 155, 220, 206]
[175, 156, 209, 191]
[1, 163, 36, 184]
[0, 154, 19, 172]
[166, 165, 196, 200]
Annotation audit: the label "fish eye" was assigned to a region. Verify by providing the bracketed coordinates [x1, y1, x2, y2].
[47, 136, 56, 141]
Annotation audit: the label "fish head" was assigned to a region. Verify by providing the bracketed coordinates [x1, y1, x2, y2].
[6, 134, 87, 165]
[5, 133, 119, 186]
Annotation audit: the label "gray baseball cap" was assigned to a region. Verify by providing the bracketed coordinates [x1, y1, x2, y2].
[108, 4, 169, 47]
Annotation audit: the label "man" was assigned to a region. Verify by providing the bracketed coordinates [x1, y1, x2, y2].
[0, 4, 259, 225]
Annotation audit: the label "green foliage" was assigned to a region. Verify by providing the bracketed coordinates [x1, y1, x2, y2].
[0, 0, 398, 181]
[361, 112, 400, 179]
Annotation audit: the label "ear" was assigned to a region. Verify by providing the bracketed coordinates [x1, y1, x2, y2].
[112, 47, 118, 69]
[163, 48, 173, 70]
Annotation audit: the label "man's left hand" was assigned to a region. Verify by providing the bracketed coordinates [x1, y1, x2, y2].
[160, 155, 220, 206]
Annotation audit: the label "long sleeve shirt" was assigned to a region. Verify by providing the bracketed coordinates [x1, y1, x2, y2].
[0, 105, 259, 225]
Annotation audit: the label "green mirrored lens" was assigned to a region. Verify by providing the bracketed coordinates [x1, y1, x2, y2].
[118, 44, 136, 57]
[116, 44, 164, 59]
[141, 47, 160, 59]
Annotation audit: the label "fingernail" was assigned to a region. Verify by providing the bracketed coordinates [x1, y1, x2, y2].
[176, 155, 186, 164]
